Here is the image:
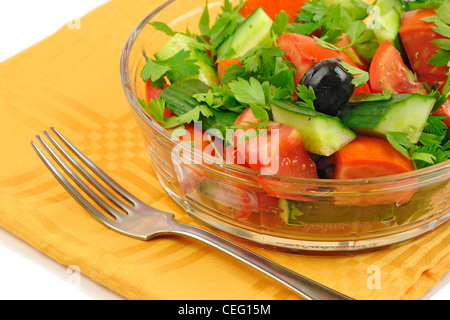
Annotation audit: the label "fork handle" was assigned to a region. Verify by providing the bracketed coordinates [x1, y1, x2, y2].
[171, 222, 353, 300]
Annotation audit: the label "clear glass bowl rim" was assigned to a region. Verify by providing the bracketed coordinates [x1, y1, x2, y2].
[119, 0, 450, 189]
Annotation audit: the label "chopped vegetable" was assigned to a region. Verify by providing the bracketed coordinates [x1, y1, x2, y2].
[332, 136, 415, 179]
[140, 0, 450, 189]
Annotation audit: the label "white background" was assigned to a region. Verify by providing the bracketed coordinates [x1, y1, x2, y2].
[0, 0, 448, 300]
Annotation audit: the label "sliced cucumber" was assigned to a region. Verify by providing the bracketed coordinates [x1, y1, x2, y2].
[271, 101, 356, 156]
[370, 0, 404, 50]
[278, 199, 305, 226]
[339, 94, 436, 144]
[216, 7, 274, 61]
[155, 33, 218, 87]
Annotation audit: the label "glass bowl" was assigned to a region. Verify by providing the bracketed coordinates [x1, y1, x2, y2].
[120, 0, 450, 253]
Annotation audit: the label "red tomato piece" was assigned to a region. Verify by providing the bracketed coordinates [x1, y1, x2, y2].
[144, 81, 174, 121]
[369, 40, 428, 94]
[232, 107, 261, 146]
[399, 9, 448, 88]
[353, 83, 372, 96]
[217, 58, 242, 83]
[239, 0, 307, 23]
[333, 136, 415, 179]
[179, 123, 222, 158]
[145, 80, 164, 101]
[276, 33, 365, 88]
[232, 108, 318, 200]
[434, 100, 450, 127]
[248, 122, 318, 178]
[336, 33, 369, 71]
[233, 107, 317, 178]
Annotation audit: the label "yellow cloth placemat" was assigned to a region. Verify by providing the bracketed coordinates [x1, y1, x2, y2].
[0, 0, 448, 300]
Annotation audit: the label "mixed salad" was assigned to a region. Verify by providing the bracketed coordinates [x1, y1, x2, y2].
[139, 0, 450, 185]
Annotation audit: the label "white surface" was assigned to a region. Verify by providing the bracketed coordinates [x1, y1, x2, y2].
[0, 0, 448, 300]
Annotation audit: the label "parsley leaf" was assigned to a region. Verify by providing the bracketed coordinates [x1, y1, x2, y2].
[138, 98, 166, 123]
[386, 115, 450, 169]
[422, 2, 450, 74]
[140, 50, 200, 88]
[199, 0, 210, 35]
[203, 0, 244, 50]
[429, 48, 450, 67]
[386, 131, 413, 159]
[249, 104, 270, 128]
[193, 86, 244, 113]
[163, 105, 213, 129]
[272, 10, 290, 36]
[338, 60, 369, 87]
[148, 21, 177, 36]
[221, 45, 296, 95]
[228, 77, 266, 106]
[436, 0, 450, 24]
[350, 90, 392, 103]
[296, 84, 317, 109]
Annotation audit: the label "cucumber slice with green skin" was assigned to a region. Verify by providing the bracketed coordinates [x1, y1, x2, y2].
[278, 199, 305, 226]
[271, 100, 356, 156]
[216, 7, 274, 61]
[155, 33, 219, 87]
[370, 0, 404, 50]
[339, 94, 436, 144]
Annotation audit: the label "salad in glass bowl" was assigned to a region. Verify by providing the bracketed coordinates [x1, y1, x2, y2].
[120, 0, 450, 253]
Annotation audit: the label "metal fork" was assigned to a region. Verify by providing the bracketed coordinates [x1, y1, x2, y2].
[31, 127, 353, 300]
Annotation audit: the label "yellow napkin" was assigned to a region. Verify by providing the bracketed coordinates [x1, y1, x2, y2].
[0, 0, 448, 300]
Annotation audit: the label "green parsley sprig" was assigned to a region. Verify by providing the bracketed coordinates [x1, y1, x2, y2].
[140, 50, 200, 89]
[338, 60, 369, 87]
[296, 84, 317, 109]
[199, 0, 245, 52]
[422, 1, 450, 66]
[221, 44, 296, 96]
[387, 115, 450, 169]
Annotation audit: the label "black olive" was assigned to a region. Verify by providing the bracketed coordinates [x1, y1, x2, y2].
[300, 58, 355, 116]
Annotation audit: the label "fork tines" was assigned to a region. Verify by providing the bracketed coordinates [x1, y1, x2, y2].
[31, 128, 138, 222]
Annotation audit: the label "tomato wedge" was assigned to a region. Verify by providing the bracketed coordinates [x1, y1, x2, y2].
[217, 58, 242, 83]
[145, 80, 164, 101]
[335, 33, 369, 71]
[232, 107, 318, 200]
[399, 9, 448, 88]
[239, 0, 307, 23]
[179, 123, 223, 158]
[144, 81, 174, 121]
[333, 136, 414, 179]
[277, 33, 371, 96]
[434, 100, 450, 127]
[369, 40, 427, 94]
[233, 107, 317, 177]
